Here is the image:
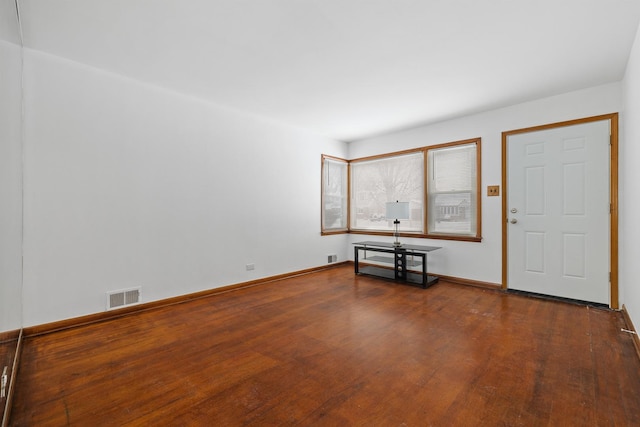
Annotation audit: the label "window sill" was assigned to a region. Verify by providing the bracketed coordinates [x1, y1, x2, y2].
[346, 229, 482, 243]
[321, 229, 349, 236]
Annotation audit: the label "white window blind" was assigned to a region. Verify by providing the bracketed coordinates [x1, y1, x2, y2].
[427, 143, 477, 236]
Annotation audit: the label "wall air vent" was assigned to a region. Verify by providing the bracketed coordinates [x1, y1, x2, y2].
[107, 287, 141, 310]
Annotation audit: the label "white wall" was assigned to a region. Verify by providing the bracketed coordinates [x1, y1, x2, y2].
[0, 0, 20, 46]
[0, 38, 23, 332]
[22, 49, 348, 327]
[621, 25, 640, 325]
[348, 83, 622, 286]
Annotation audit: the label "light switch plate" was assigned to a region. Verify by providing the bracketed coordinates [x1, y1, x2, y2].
[487, 185, 500, 196]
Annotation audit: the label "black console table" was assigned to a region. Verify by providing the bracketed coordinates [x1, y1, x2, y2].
[353, 241, 441, 288]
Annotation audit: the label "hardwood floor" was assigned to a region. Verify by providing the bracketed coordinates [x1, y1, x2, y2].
[9, 265, 640, 426]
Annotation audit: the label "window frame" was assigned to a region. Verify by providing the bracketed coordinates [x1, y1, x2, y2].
[321, 137, 482, 242]
[424, 139, 482, 242]
[320, 154, 349, 235]
[349, 148, 425, 235]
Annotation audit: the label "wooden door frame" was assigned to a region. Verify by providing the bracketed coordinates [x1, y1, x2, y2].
[501, 113, 619, 308]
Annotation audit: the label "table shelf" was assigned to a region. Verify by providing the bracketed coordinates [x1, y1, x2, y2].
[353, 241, 441, 289]
[361, 255, 423, 267]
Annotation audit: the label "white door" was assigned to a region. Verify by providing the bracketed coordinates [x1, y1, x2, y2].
[507, 120, 610, 304]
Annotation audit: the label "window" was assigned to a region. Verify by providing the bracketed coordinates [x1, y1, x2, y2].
[321, 155, 348, 233]
[321, 138, 481, 241]
[427, 141, 480, 238]
[350, 151, 424, 232]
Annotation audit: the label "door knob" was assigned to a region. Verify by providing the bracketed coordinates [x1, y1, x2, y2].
[510, 218, 518, 224]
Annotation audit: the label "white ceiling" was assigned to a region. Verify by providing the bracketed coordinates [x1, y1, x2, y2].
[15, 0, 640, 141]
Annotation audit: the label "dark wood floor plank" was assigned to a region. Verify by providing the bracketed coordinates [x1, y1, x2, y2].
[9, 265, 640, 426]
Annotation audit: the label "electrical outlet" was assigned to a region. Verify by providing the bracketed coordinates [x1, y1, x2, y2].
[487, 185, 500, 196]
[327, 254, 337, 263]
[246, 263, 255, 271]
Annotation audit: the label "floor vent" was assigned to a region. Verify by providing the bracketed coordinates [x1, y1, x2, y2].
[107, 287, 141, 310]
